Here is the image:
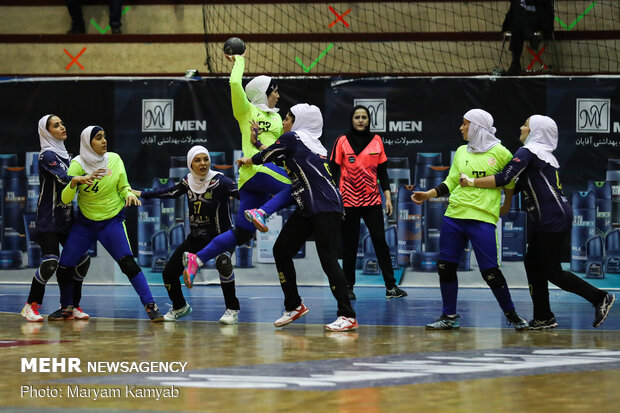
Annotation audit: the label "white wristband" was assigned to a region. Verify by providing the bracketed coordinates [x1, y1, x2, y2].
[460, 173, 475, 187]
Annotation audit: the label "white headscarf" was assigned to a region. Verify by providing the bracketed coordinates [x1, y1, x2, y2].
[73, 126, 109, 174]
[244, 75, 279, 113]
[290, 103, 327, 156]
[186, 145, 220, 194]
[463, 109, 501, 153]
[523, 115, 560, 169]
[38, 114, 69, 159]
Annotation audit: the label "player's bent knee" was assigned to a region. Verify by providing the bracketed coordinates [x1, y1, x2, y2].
[437, 260, 458, 283]
[35, 254, 59, 284]
[481, 267, 507, 289]
[74, 254, 90, 282]
[118, 255, 141, 278]
[216, 252, 234, 282]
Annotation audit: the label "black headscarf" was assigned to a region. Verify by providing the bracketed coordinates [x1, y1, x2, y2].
[347, 105, 373, 155]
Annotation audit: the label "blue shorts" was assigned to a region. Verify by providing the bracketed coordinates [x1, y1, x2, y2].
[439, 216, 499, 271]
[59, 211, 133, 267]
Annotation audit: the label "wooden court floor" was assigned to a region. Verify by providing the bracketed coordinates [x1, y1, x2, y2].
[1, 284, 619, 413]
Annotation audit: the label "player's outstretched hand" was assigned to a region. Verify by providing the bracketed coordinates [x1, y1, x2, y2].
[131, 189, 142, 197]
[125, 193, 142, 207]
[411, 191, 430, 205]
[225, 50, 247, 62]
[249, 119, 260, 144]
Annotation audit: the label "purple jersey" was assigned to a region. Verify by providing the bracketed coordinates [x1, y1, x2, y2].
[35, 150, 75, 233]
[494, 147, 572, 232]
[140, 174, 238, 238]
[251, 131, 343, 216]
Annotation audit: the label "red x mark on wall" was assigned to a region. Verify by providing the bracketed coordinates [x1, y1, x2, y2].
[526, 45, 547, 70]
[64, 47, 87, 70]
[328, 6, 351, 28]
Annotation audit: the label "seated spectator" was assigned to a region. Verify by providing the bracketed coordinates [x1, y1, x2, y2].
[501, 0, 554, 75]
[66, 0, 123, 34]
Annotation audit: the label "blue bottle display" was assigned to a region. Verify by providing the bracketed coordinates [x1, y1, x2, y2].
[137, 196, 161, 267]
[26, 152, 40, 214]
[502, 194, 527, 261]
[3, 166, 27, 251]
[152, 178, 176, 231]
[235, 239, 253, 268]
[607, 159, 620, 228]
[605, 229, 620, 274]
[414, 153, 442, 189]
[396, 185, 422, 266]
[23, 214, 41, 268]
[585, 235, 605, 279]
[424, 166, 450, 253]
[587, 180, 612, 238]
[151, 230, 169, 273]
[386, 157, 411, 223]
[571, 191, 596, 272]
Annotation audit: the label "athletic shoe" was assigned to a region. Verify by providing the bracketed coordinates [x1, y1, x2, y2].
[505, 311, 528, 331]
[145, 303, 164, 322]
[244, 208, 268, 233]
[593, 293, 616, 328]
[386, 286, 408, 299]
[325, 316, 359, 332]
[48, 306, 75, 321]
[73, 306, 90, 320]
[163, 303, 192, 321]
[219, 309, 239, 325]
[274, 302, 309, 327]
[426, 314, 460, 330]
[21, 302, 43, 322]
[182, 252, 200, 289]
[528, 316, 558, 330]
[348, 286, 356, 300]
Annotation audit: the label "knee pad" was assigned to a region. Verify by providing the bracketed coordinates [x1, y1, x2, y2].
[233, 227, 254, 246]
[117, 255, 141, 278]
[216, 252, 234, 283]
[73, 254, 90, 282]
[481, 267, 507, 289]
[34, 254, 59, 285]
[437, 260, 458, 284]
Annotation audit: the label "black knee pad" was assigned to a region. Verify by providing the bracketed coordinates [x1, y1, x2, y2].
[117, 255, 141, 278]
[233, 227, 254, 245]
[74, 254, 90, 282]
[35, 254, 59, 285]
[216, 252, 234, 283]
[56, 264, 74, 285]
[481, 267, 507, 289]
[437, 260, 458, 284]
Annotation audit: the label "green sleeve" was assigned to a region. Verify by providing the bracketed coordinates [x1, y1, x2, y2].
[61, 160, 84, 204]
[230, 57, 252, 120]
[443, 161, 461, 193]
[116, 158, 131, 200]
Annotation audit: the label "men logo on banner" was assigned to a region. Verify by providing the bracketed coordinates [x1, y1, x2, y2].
[576, 99, 610, 133]
[354, 98, 386, 132]
[142, 99, 174, 132]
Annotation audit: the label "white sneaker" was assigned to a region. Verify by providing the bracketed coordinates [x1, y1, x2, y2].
[325, 316, 359, 332]
[219, 309, 239, 325]
[163, 303, 192, 321]
[73, 306, 90, 320]
[274, 302, 309, 327]
[21, 302, 43, 322]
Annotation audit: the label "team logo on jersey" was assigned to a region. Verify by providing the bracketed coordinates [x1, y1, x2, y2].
[487, 157, 497, 167]
[348, 155, 356, 163]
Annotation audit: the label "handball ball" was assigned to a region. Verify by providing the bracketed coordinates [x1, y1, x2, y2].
[223, 37, 246, 55]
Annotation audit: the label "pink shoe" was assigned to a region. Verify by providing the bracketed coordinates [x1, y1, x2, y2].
[182, 252, 200, 289]
[244, 208, 268, 233]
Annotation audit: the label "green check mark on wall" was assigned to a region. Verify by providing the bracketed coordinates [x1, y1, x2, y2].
[90, 6, 130, 34]
[295, 43, 334, 73]
[555, 2, 596, 30]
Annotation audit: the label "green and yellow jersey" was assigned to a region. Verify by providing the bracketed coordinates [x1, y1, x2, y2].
[230, 56, 288, 187]
[443, 144, 515, 225]
[61, 152, 132, 221]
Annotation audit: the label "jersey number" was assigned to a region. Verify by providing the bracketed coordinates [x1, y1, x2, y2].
[83, 181, 100, 193]
[471, 171, 487, 178]
[193, 202, 202, 214]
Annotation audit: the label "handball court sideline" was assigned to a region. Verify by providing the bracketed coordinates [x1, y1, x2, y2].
[0, 283, 619, 412]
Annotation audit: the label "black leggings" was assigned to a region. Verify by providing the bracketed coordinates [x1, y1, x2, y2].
[163, 235, 239, 311]
[525, 230, 607, 319]
[27, 232, 84, 307]
[342, 205, 396, 289]
[273, 210, 355, 318]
